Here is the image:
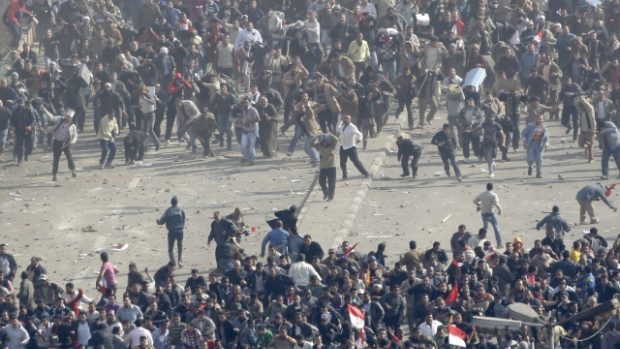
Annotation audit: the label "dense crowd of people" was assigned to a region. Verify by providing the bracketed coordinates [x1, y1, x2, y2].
[2, 0, 620, 346]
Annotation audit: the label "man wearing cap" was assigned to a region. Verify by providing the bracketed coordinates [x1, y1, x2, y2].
[95, 82, 124, 131]
[50, 110, 78, 182]
[157, 196, 186, 267]
[576, 183, 618, 224]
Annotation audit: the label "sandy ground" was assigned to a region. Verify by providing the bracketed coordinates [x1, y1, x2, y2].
[0, 105, 618, 294]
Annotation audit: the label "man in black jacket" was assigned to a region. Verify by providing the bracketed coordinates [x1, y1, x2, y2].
[431, 123, 462, 181]
[396, 135, 423, 178]
[10, 99, 35, 165]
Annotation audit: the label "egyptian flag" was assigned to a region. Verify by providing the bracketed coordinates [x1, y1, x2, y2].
[348, 305, 366, 349]
[448, 324, 467, 347]
[605, 183, 617, 197]
[445, 280, 459, 305]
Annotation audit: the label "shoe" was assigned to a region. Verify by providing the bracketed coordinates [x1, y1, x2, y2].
[462, 158, 470, 163]
[401, 173, 409, 177]
[591, 218, 600, 224]
[580, 220, 588, 225]
[106, 164, 115, 169]
[99, 164, 105, 169]
[72, 171, 77, 178]
[177, 261, 183, 268]
[492, 161, 496, 170]
[286, 152, 292, 156]
[565, 127, 571, 135]
[364, 173, 370, 179]
[342, 175, 348, 180]
[52, 175, 57, 182]
[528, 166, 532, 176]
[323, 194, 328, 200]
[601, 175, 609, 180]
[155, 144, 160, 151]
[536, 174, 542, 178]
[457, 176, 463, 182]
[489, 172, 495, 178]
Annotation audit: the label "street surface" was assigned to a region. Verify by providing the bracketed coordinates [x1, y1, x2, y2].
[0, 106, 617, 291]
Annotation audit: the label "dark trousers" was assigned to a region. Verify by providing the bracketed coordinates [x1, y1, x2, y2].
[401, 149, 422, 176]
[562, 104, 579, 140]
[396, 99, 414, 128]
[319, 167, 337, 199]
[165, 99, 177, 141]
[340, 146, 368, 178]
[440, 150, 462, 177]
[99, 140, 116, 165]
[462, 131, 480, 159]
[510, 114, 520, 150]
[14, 131, 33, 162]
[52, 140, 75, 175]
[317, 109, 336, 133]
[154, 103, 166, 138]
[168, 231, 183, 262]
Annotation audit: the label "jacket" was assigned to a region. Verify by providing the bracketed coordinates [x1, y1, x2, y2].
[318, 83, 341, 114]
[536, 212, 571, 235]
[600, 121, 620, 151]
[431, 130, 458, 154]
[157, 206, 186, 233]
[576, 184, 612, 207]
[397, 139, 422, 160]
[96, 115, 119, 141]
[594, 98, 617, 122]
[312, 134, 338, 169]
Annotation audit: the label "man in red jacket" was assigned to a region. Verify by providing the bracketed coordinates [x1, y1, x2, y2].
[3, 0, 36, 49]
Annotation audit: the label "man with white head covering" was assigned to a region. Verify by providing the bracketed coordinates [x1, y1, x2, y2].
[50, 109, 78, 182]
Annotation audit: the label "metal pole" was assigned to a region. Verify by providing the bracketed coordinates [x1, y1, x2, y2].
[548, 324, 555, 349]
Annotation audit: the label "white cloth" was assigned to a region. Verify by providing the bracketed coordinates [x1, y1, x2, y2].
[417, 320, 443, 337]
[304, 20, 321, 44]
[124, 327, 154, 349]
[76, 322, 91, 346]
[288, 261, 321, 287]
[338, 122, 362, 150]
[234, 29, 263, 49]
[473, 190, 502, 214]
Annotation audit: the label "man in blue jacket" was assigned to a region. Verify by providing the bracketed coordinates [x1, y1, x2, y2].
[536, 205, 571, 236]
[157, 196, 186, 267]
[260, 220, 289, 257]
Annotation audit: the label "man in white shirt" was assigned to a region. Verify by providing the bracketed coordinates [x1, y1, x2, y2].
[124, 319, 154, 349]
[417, 314, 442, 337]
[288, 254, 321, 287]
[467, 228, 488, 248]
[473, 183, 503, 248]
[337, 114, 369, 179]
[234, 21, 263, 49]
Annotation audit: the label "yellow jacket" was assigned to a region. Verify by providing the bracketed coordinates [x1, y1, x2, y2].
[347, 40, 370, 63]
[96, 115, 119, 141]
